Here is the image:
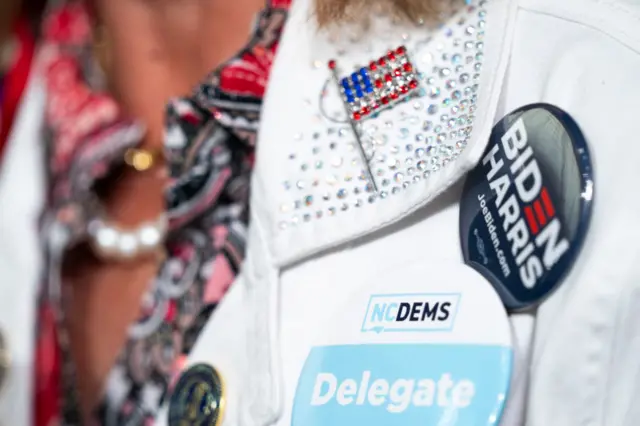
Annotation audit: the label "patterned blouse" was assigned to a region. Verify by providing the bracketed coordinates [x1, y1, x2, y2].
[34, 0, 292, 424]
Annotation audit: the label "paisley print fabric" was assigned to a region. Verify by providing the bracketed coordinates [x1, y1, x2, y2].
[35, 1, 292, 424]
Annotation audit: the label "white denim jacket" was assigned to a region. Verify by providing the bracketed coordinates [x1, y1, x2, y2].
[0, 71, 46, 426]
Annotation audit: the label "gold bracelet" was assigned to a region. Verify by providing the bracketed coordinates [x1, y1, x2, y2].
[124, 148, 164, 172]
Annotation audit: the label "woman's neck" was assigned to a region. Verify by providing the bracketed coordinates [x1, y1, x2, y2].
[93, 0, 266, 146]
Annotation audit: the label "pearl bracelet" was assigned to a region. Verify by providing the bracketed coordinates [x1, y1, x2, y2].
[88, 215, 168, 260]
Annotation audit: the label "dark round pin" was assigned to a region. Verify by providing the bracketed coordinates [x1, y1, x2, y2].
[459, 103, 594, 311]
[168, 363, 225, 426]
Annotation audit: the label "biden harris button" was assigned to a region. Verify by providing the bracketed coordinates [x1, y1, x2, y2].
[460, 103, 594, 311]
[291, 261, 513, 426]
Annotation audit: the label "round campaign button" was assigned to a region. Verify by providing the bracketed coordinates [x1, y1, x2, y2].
[291, 261, 513, 426]
[168, 363, 225, 426]
[459, 103, 594, 311]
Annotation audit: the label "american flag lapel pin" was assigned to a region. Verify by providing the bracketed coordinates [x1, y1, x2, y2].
[328, 46, 420, 193]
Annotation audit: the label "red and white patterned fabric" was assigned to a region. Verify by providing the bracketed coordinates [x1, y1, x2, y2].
[33, 1, 292, 424]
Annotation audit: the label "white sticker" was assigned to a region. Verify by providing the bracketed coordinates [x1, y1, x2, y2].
[291, 261, 513, 426]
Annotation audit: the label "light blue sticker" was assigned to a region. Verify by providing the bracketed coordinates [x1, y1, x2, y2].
[292, 344, 512, 426]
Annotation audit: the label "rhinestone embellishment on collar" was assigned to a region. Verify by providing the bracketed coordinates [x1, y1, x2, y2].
[278, 1, 488, 230]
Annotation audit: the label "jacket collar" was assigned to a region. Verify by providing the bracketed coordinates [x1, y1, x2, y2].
[251, 0, 518, 266]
